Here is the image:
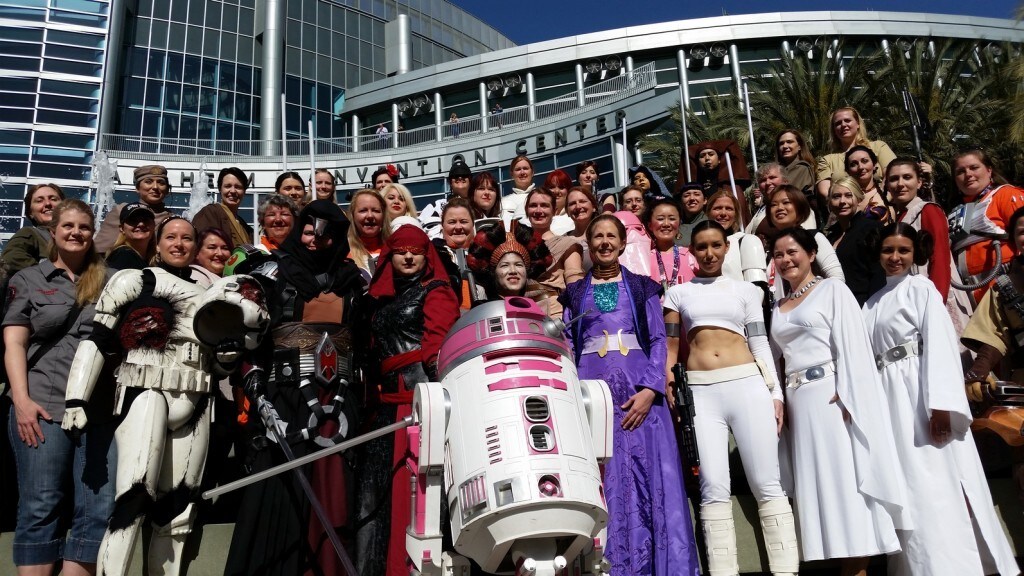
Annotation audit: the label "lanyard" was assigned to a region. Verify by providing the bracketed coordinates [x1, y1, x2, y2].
[657, 245, 681, 291]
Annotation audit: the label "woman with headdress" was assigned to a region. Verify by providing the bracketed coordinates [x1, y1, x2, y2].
[226, 200, 365, 576]
[559, 213, 700, 576]
[628, 165, 671, 201]
[355, 224, 460, 576]
[680, 140, 751, 198]
[467, 221, 551, 301]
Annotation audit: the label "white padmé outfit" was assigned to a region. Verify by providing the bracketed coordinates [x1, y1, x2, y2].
[665, 276, 799, 576]
[769, 231, 844, 301]
[863, 273, 1019, 576]
[771, 278, 908, 561]
[665, 276, 783, 503]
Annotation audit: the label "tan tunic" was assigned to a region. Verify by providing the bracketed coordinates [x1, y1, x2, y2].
[527, 235, 583, 319]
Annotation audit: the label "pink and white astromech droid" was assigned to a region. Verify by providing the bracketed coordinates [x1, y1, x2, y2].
[408, 297, 614, 576]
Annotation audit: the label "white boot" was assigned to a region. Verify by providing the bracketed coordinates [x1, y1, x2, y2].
[758, 498, 799, 576]
[701, 501, 739, 576]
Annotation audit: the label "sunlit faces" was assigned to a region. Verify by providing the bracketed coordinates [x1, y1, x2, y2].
[621, 188, 645, 215]
[494, 252, 527, 295]
[777, 132, 801, 164]
[137, 175, 169, 205]
[512, 159, 534, 190]
[886, 165, 921, 209]
[832, 109, 859, 143]
[846, 150, 876, 185]
[157, 219, 196, 267]
[473, 181, 498, 213]
[647, 203, 681, 245]
[567, 190, 595, 225]
[548, 184, 568, 214]
[450, 175, 471, 198]
[769, 192, 799, 228]
[391, 249, 426, 277]
[442, 206, 473, 248]
[383, 188, 408, 219]
[631, 171, 650, 192]
[698, 148, 720, 171]
[374, 172, 394, 191]
[277, 176, 306, 205]
[680, 188, 706, 217]
[120, 212, 154, 243]
[757, 167, 784, 197]
[352, 194, 384, 238]
[829, 185, 858, 219]
[588, 219, 624, 267]
[578, 165, 598, 186]
[691, 227, 729, 277]
[879, 235, 915, 277]
[220, 174, 247, 210]
[300, 223, 333, 251]
[28, 186, 62, 225]
[771, 235, 816, 285]
[196, 233, 231, 275]
[1015, 217, 1024, 254]
[314, 172, 335, 200]
[261, 205, 294, 246]
[954, 153, 994, 198]
[708, 196, 737, 231]
[54, 208, 94, 255]
[526, 193, 554, 230]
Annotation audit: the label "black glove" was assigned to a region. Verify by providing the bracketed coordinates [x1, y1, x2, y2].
[242, 366, 267, 403]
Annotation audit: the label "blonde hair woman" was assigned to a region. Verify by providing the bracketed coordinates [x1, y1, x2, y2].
[380, 183, 418, 220]
[347, 188, 392, 282]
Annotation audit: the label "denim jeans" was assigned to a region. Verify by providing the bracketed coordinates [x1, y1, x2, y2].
[7, 411, 116, 565]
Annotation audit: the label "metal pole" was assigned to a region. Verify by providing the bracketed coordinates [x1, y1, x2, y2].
[307, 119, 316, 191]
[281, 93, 288, 171]
[621, 118, 628, 185]
[724, 152, 745, 230]
[743, 83, 758, 174]
[678, 84, 691, 182]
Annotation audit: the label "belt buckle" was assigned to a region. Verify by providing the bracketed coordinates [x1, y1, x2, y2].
[805, 366, 825, 381]
[314, 333, 339, 387]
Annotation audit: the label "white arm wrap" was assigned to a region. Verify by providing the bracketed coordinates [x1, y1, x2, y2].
[748, 334, 783, 402]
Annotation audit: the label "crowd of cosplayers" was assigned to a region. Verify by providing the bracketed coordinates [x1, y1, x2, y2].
[1, 103, 1023, 576]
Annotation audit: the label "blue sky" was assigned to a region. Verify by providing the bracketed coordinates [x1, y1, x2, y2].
[456, 1, 1020, 45]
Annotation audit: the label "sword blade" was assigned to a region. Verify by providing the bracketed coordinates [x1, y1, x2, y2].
[203, 416, 413, 499]
[257, 399, 358, 576]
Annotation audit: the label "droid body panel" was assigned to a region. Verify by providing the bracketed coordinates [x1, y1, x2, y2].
[409, 297, 612, 576]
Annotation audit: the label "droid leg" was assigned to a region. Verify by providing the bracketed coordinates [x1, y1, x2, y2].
[701, 502, 739, 576]
[579, 530, 611, 576]
[757, 498, 799, 576]
[148, 392, 211, 576]
[408, 382, 448, 576]
[99, 390, 168, 576]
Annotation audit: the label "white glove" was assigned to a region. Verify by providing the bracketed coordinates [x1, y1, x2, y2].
[61, 406, 89, 431]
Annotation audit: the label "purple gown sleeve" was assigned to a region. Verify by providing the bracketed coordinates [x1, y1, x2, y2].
[637, 292, 667, 396]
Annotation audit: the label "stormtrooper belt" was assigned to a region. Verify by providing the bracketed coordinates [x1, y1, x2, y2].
[875, 339, 920, 370]
[786, 361, 835, 389]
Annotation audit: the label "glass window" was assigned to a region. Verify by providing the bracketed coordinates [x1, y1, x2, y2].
[48, 29, 105, 48]
[180, 116, 197, 138]
[34, 131, 94, 149]
[346, 13, 358, 36]
[197, 119, 213, 139]
[183, 55, 201, 84]
[39, 93, 98, 113]
[166, 52, 184, 81]
[151, 19, 169, 49]
[285, 46, 301, 75]
[30, 161, 89, 180]
[0, 130, 32, 145]
[286, 18, 300, 44]
[238, 7, 253, 34]
[45, 43, 104, 63]
[123, 77, 145, 105]
[162, 115, 179, 138]
[168, 22, 186, 51]
[36, 109, 95, 128]
[237, 34, 253, 63]
[165, 82, 182, 111]
[0, 161, 29, 178]
[42, 59, 102, 77]
[223, 4, 237, 33]
[199, 88, 215, 115]
[171, 0, 187, 21]
[134, 17, 150, 44]
[138, 0, 152, 17]
[0, 6, 45, 21]
[40, 79, 100, 98]
[144, 81, 163, 107]
[33, 146, 89, 162]
[217, 92, 234, 119]
[189, 0, 206, 25]
[49, 9, 106, 27]
[203, 28, 219, 57]
[142, 112, 161, 136]
[0, 27, 43, 42]
[181, 84, 200, 110]
[234, 94, 251, 122]
[0, 42, 42, 58]
[0, 145, 30, 161]
[221, 35, 236, 61]
[286, 0, 301, 19]
[120, 108, 143, 135]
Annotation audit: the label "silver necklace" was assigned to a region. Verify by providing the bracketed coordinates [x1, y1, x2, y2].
[791, 275, 823, 299]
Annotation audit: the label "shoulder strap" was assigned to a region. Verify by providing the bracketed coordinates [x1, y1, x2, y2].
[27, 304, 83, 368]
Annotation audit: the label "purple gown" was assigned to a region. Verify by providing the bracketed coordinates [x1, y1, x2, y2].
[569, 280, 700, 576]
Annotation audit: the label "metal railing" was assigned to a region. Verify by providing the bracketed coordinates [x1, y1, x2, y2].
[99, 62, 657, 161]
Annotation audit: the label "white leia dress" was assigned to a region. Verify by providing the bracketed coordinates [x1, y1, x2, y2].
[771, 278, 909, 561]
[863, 273, 1019, 576]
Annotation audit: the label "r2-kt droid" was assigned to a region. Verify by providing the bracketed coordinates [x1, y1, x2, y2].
[207, 296, 614, 576]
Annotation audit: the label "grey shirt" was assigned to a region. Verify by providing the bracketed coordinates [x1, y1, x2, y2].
[3, 260, 98, 421]
[676, 211, 708, 248]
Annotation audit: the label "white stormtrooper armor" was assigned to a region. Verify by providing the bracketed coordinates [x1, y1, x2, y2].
[62, 268, 268, 576]
[406, 297, 614, 576]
